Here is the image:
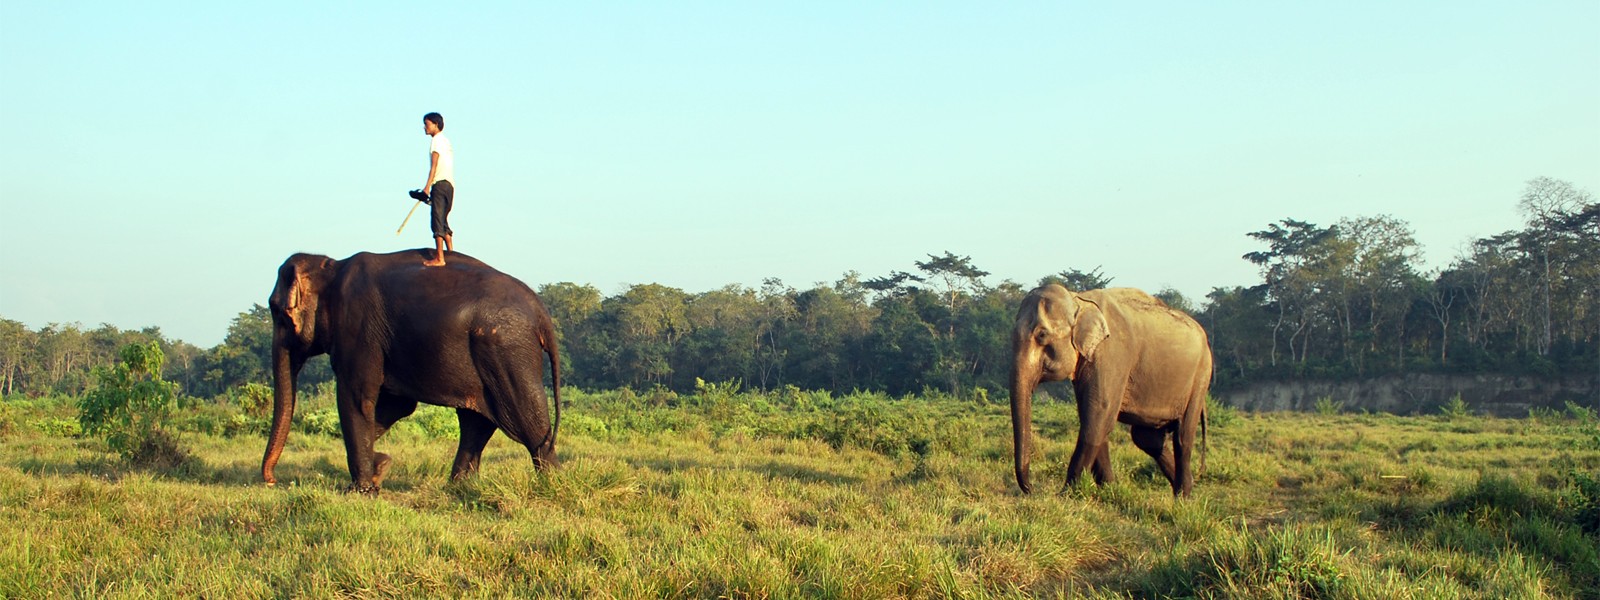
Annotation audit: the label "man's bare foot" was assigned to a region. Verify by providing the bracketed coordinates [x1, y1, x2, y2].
[423, 255, 446, 267]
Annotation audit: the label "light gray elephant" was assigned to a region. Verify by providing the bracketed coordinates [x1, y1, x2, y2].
[1010, 285, 1211, 497]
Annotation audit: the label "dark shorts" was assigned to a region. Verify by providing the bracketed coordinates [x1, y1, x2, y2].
[429, 180, 454, 238]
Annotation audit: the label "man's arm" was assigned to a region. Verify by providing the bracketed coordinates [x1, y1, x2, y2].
[424, 152, 439, 194]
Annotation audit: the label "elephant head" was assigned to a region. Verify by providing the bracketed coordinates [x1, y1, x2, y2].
[1009, 284, 1109, 493]
[261, 253, 337, 485]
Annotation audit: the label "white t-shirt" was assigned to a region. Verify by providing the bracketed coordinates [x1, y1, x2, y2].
[429, 132, 455, 184]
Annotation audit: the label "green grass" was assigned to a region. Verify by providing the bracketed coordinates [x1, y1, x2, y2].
[3, 390, 1598, 598]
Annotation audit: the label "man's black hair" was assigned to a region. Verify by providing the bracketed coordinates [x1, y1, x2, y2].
[424, 112, 444, 130]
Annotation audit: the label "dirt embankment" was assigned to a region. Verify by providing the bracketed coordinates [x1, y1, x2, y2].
[1219, 373, 1598, 417]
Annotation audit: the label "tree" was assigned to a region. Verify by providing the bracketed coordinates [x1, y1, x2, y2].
[607, 284, 690, 387]
[753, 278, 797, 389]
[913, 251, 992, 315]
[678, 284, 763, 387]
[538, 282, 603, 332]
[1154, 287, 1195, 314]
[1334, 215, 1424, 373]
[785, 274, 877, 391]
[1518, 177, 1593, 355]
[0, 319, 34, 396]
[195, 305, 274, 397]
[538, 282, 604, 384]
[1244, 219, 1337, 367]
[1040, 266, 1113, 291]
[1422, 270, 1463, 364]
[1200, 286, 1271, 384]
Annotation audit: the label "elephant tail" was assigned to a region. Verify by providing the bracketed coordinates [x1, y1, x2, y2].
[1198, 405, 1209, 477]
[542, 318, 561, 456]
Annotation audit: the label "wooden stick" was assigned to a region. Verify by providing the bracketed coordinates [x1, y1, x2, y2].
[396, 201, 423, 235]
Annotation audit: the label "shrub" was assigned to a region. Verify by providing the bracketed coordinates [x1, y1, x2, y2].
[1569, 470, 1600, 536]
[561, 413, 610, 439]
[1207, 397, 1239, 428]
[76, 342, 189, 466]
[410, 405, 461, 439]
[32, 417, 82, 437]
[1565, 400, 1597, 425]
[232, 382, 273, 416]
[299, 408, 342, 437]
[1439, 394, 1472, 419]
[1314, 396, 1343, 416]
[223, 413, 268, 438]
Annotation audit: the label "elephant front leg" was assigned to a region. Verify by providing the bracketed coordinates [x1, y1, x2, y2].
[1064, 384, 1123, 494]
[337, 382, 384, 495]
[370, 393, 417, 487]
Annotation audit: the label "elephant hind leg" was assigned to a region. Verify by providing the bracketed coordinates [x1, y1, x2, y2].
[451, 409, 497, 480]
[1091, 441, 1115, 485]
[1172, 355, 1212, 498]
[1130, 424, 1177, 488]
[1173, 398, 1206, 498]
[472, 339, 556, 471]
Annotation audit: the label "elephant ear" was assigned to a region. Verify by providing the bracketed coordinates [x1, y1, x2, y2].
[1072, 298, 1111, 362]
[285, 256, 332, 336]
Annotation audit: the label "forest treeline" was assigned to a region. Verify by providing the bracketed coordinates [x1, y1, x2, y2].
[2, 177, 1594, 402]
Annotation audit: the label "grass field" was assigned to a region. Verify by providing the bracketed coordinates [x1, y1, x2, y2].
[3, 385, 1598, 599]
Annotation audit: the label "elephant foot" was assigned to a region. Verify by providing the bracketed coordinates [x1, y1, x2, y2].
[373, 453, 393, 486]
[533, 447, 559, 471]
[448, 464, 476, 483]
[346, 483, 380, 496]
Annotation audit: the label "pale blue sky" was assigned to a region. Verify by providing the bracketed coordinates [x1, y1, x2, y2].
[2, 2, 1596, 347]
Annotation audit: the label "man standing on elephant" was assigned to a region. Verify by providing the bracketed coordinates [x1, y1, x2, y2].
[420, 112, 455, 267]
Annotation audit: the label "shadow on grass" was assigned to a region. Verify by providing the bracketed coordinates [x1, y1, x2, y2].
[14, 446, 364, 493]
[1126, 472, 1600, 598]
[1369, 474, 1600, 592]
[624, 455, 863, 485]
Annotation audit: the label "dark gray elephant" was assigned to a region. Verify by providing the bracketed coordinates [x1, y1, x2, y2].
[1010, 284, 1211, 497]
[263, 249, 562, 495]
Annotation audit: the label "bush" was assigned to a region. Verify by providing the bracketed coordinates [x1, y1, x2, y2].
[76, 342, 189, 465]
[232, 382, 273, 416]
[1207, 397, 1240, 429]
[561, 413, 610, 439]
[299, 408, 342, 437]
[223, 413, 268, 438]
[1314, 396, 1343, 416]
[32, 417, 82, 437]
[410, 405, 461, 439]
[1565, 401, 1597, 425]
[1439, 394, 1472, 419]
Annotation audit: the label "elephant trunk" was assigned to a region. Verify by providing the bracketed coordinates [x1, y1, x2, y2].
[1010, 354, 1038, 494]
[262, 335, 300, 485]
